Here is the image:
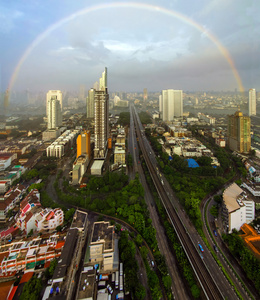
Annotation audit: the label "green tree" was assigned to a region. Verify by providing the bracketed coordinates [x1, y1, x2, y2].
[20, 276, 42, 300]
[191, 284, 200, 298]
[135, 284, 146, 300]
[64, 208, 75, 222]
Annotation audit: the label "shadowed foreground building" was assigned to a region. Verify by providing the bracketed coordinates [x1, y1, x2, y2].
[227, 111, 251, 154]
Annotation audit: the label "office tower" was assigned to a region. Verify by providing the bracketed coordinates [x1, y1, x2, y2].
[86, 88, 95, 118]
[249, 89, 256, 116]
[94, 68, 109, 159]
[47, 95, 62, 129]
[46, 90, 62, 115]
[227, 111, 251, 153]
[143, 88, 148, 102]
[77, 130, 91, 158]
[161, 89, 183, 121]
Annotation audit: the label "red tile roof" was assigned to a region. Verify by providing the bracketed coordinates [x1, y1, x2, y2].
[7, 285, 18, 300]
[19, 271, 34, 284]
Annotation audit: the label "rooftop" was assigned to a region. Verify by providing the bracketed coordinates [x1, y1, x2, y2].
[91, 221, 114, 251]
[223, 183, 243, 213]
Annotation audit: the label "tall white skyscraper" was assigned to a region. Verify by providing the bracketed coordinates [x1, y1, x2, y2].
[47, 95, 62, 129]
[46, 90, 62, 115]
[249, 88, 256, 116]
[94, 68, 109, 159]
[161, 89, 183, 121]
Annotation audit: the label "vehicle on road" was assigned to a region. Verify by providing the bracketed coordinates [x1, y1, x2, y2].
[198, 243, 204, 252]
[107, 284, 113, 294]
[213, 245, 219, 253]
[213, 230, 217, 237]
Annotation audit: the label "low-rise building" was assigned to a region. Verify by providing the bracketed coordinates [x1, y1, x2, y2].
[91, 160, 104, 176]
[89, 221, 115, 272]
[114, 146, 125, 165]
[222, 183, 255, 233]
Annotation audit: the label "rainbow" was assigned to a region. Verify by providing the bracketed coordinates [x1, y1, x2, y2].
[8, 2, 244, 93]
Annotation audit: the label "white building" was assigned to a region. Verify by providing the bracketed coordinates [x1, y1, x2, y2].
[46, 90, 62, 114]
[161, 89, 183, 121]
[249, 88, 256, 116]
[222, 183, 255, 233]
[47, 92, 62, 129]
[35, 208, 64, 232]
[198, 112, 215, 125]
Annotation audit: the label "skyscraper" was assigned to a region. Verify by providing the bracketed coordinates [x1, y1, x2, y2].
[227, 111, 251, 153]
[161, 89, 183, 121]
[86, 88, 95, 118]
[47, 95, 62, 129]
[249, 88, 256, 116]
[94, 68, 109, 159]
[46, 90, 62, 116]
[77, 130, 91, 158]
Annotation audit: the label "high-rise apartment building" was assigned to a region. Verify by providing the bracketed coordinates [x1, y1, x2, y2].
[86, 88, 95, 118]
[249, 88, 256, 116]
[47, 95, 62, 129]
[227, 111, 251, 153]
[46, 90, 62, 115]
[77, 131, 91, 158]
[94, 68, 109, 159]
[161, 89, 183, 121]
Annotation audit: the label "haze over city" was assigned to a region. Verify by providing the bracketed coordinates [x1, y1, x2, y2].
[1, 0, 259, 96]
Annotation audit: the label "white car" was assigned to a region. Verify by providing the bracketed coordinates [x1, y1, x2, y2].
[107, 284, 113, 294]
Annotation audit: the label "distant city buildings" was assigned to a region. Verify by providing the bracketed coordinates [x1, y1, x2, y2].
[161, 89, 183, 121]
[249, 88, 256, 116]
[143, 88, 148, 102]
[227, 111, 251, 154]
[46, 90, 63, 130]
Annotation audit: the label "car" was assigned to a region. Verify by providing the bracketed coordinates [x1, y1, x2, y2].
[107, 284, 113, 294]
[213, 245, 219, 253]
[213, 230, 217, 237]
[198, 243, 204, 252]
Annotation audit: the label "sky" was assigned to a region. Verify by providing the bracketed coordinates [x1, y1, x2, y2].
[0, 0, 259, 95]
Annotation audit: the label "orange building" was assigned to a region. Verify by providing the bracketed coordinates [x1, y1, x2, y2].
[107, 137, 112, 149]
[77, 131, 91, 158]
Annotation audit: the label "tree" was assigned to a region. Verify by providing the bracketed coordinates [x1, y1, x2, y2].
[210, 205, 218, 217]
[135, 284, 146, 300]
[64, 208, 75, 222]
[191, 284, 200, 298]
[20, 276, 42, 300]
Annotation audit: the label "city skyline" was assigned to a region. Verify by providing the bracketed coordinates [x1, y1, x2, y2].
[0, 1, 259, 97]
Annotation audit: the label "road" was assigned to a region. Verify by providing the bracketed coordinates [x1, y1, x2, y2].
[128, 108, 191, 299]
[204, 196, 258, 299]
[132, 105, 238, 300]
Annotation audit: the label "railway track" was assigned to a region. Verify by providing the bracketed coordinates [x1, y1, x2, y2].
[132, 106, 224, 300]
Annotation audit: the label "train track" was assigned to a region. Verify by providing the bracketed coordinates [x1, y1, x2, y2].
[132, 106, 224, 300]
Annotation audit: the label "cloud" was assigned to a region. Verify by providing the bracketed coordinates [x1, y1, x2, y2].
[0, 8, 24, 34]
